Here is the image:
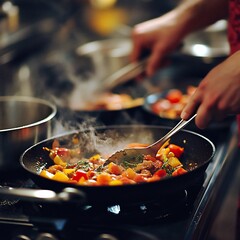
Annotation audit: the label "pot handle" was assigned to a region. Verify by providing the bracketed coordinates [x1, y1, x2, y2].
[0, 187, 86, 205]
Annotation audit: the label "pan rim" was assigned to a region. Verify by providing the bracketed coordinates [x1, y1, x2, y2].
[0, 95, 57, 132]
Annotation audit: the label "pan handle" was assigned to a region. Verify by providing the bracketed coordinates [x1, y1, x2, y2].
[0, 187, 86, 205]
[103, 58, 148, 91]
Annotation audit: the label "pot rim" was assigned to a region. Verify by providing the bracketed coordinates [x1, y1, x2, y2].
[0, 95, 57, 132]
[75, 38, 132, 56]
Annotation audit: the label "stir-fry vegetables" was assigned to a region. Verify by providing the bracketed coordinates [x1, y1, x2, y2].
[40, 141, 187, 186]
[81, 93, 143, 110]
[151, 86, 196, 119]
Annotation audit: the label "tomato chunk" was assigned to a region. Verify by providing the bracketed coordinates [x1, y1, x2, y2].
[172, 167, 187, 176]
[97, 173, 112, 185]
[153, 169, 167, 178]
[168, 144, 184, 158]
[133, 174, 146, 183]
[144, 154, 157, 162]
[71, 169, 88, 181]
[166, 89, 182, 103]
[151, 99, 171, 114]
[108, 162, 123, 175]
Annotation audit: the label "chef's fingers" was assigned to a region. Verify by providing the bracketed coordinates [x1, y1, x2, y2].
[180, 89, 206, 127]
[181, 88, 224, 129]
[130, 30, 153, 63]
[182, 102, 213, 130]
[146, 52, 162, 76]
[130, 38, 142, 63]
[195, 104, 228, 128]
[181, 97, 199, 121]
[195, 103, 213, 129]
[146, 42, 170, 76]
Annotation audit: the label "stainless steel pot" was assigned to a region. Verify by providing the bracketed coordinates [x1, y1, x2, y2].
[0, 96, 57, 171]
[75, 38, 132, 82]
[181, 20, 229, 61]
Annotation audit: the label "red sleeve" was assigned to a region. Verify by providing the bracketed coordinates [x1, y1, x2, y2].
[228, 0, 240, 54]
[228, 0, 240, 147]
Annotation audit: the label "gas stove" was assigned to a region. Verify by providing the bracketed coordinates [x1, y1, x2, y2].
[0, 122, 238, 240]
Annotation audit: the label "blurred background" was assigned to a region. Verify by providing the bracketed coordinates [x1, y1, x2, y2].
[0, 0, 179, 63]
[0, 0, 182, 104]
[0, 0, 228, 108]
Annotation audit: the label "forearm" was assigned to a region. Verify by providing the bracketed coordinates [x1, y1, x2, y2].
[169, 0, 229, 37]
[131, 0, 229, 75]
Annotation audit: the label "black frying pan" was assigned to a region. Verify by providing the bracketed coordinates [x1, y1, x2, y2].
[20, 125, 215, 205]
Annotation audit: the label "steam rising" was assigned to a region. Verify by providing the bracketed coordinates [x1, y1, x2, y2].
[34, 47, 155, 158]
[52, 120, 155, 159]
[76, 126, 156, 158]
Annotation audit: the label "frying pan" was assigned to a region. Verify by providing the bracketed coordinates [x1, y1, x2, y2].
[20, 125, 215, 205]
[58, 104, 145, 127]
[56, 82, 148, 126]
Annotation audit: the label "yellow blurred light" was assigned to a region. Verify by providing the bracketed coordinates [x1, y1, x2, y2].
[88, 8, 127, 35]
[90, 0, 117, 9]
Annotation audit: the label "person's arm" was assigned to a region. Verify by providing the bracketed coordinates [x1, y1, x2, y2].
[131, 0, 229, 76]
[174, 0, 228, 34]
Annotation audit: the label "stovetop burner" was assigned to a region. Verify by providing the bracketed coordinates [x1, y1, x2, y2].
[19, 185, 200, 228]
[14, 190, 192, 240]
[79, 189, 190, 224]
[60, 225, 160, 240]
[0, 171, 203, 225]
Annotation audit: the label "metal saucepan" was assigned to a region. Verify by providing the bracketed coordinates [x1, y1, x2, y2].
[20, 125, 215, 205]
[180, 20, 229, 64]
[39, 37, 146, 125]
[74, 38, 145, 125]
[75, 38, 132, 82]
[0, 96, 56, 171]
[58, 94, 146, 127]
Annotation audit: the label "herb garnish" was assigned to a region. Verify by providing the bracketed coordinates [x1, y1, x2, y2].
[75, 160, 91, 171]
[162, 162, 174, 175]
[121, 154, 144, 169]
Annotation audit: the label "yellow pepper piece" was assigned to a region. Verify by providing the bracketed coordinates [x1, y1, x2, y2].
[90, 154, 101, 161]
[167, 151, 175, 158]
[156, 148, 170, 162]
[158, 139, 170, 152]
[109, 180, 123, 186]
[53, 155, 67, 167]
[77, 176, 86, 185]
[40, 170, 54, 179]
[168, 157, 182, 168]
[124, 168, 136, 180]
[63, 168, 75, 175]
[52, 171, 69, 182]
